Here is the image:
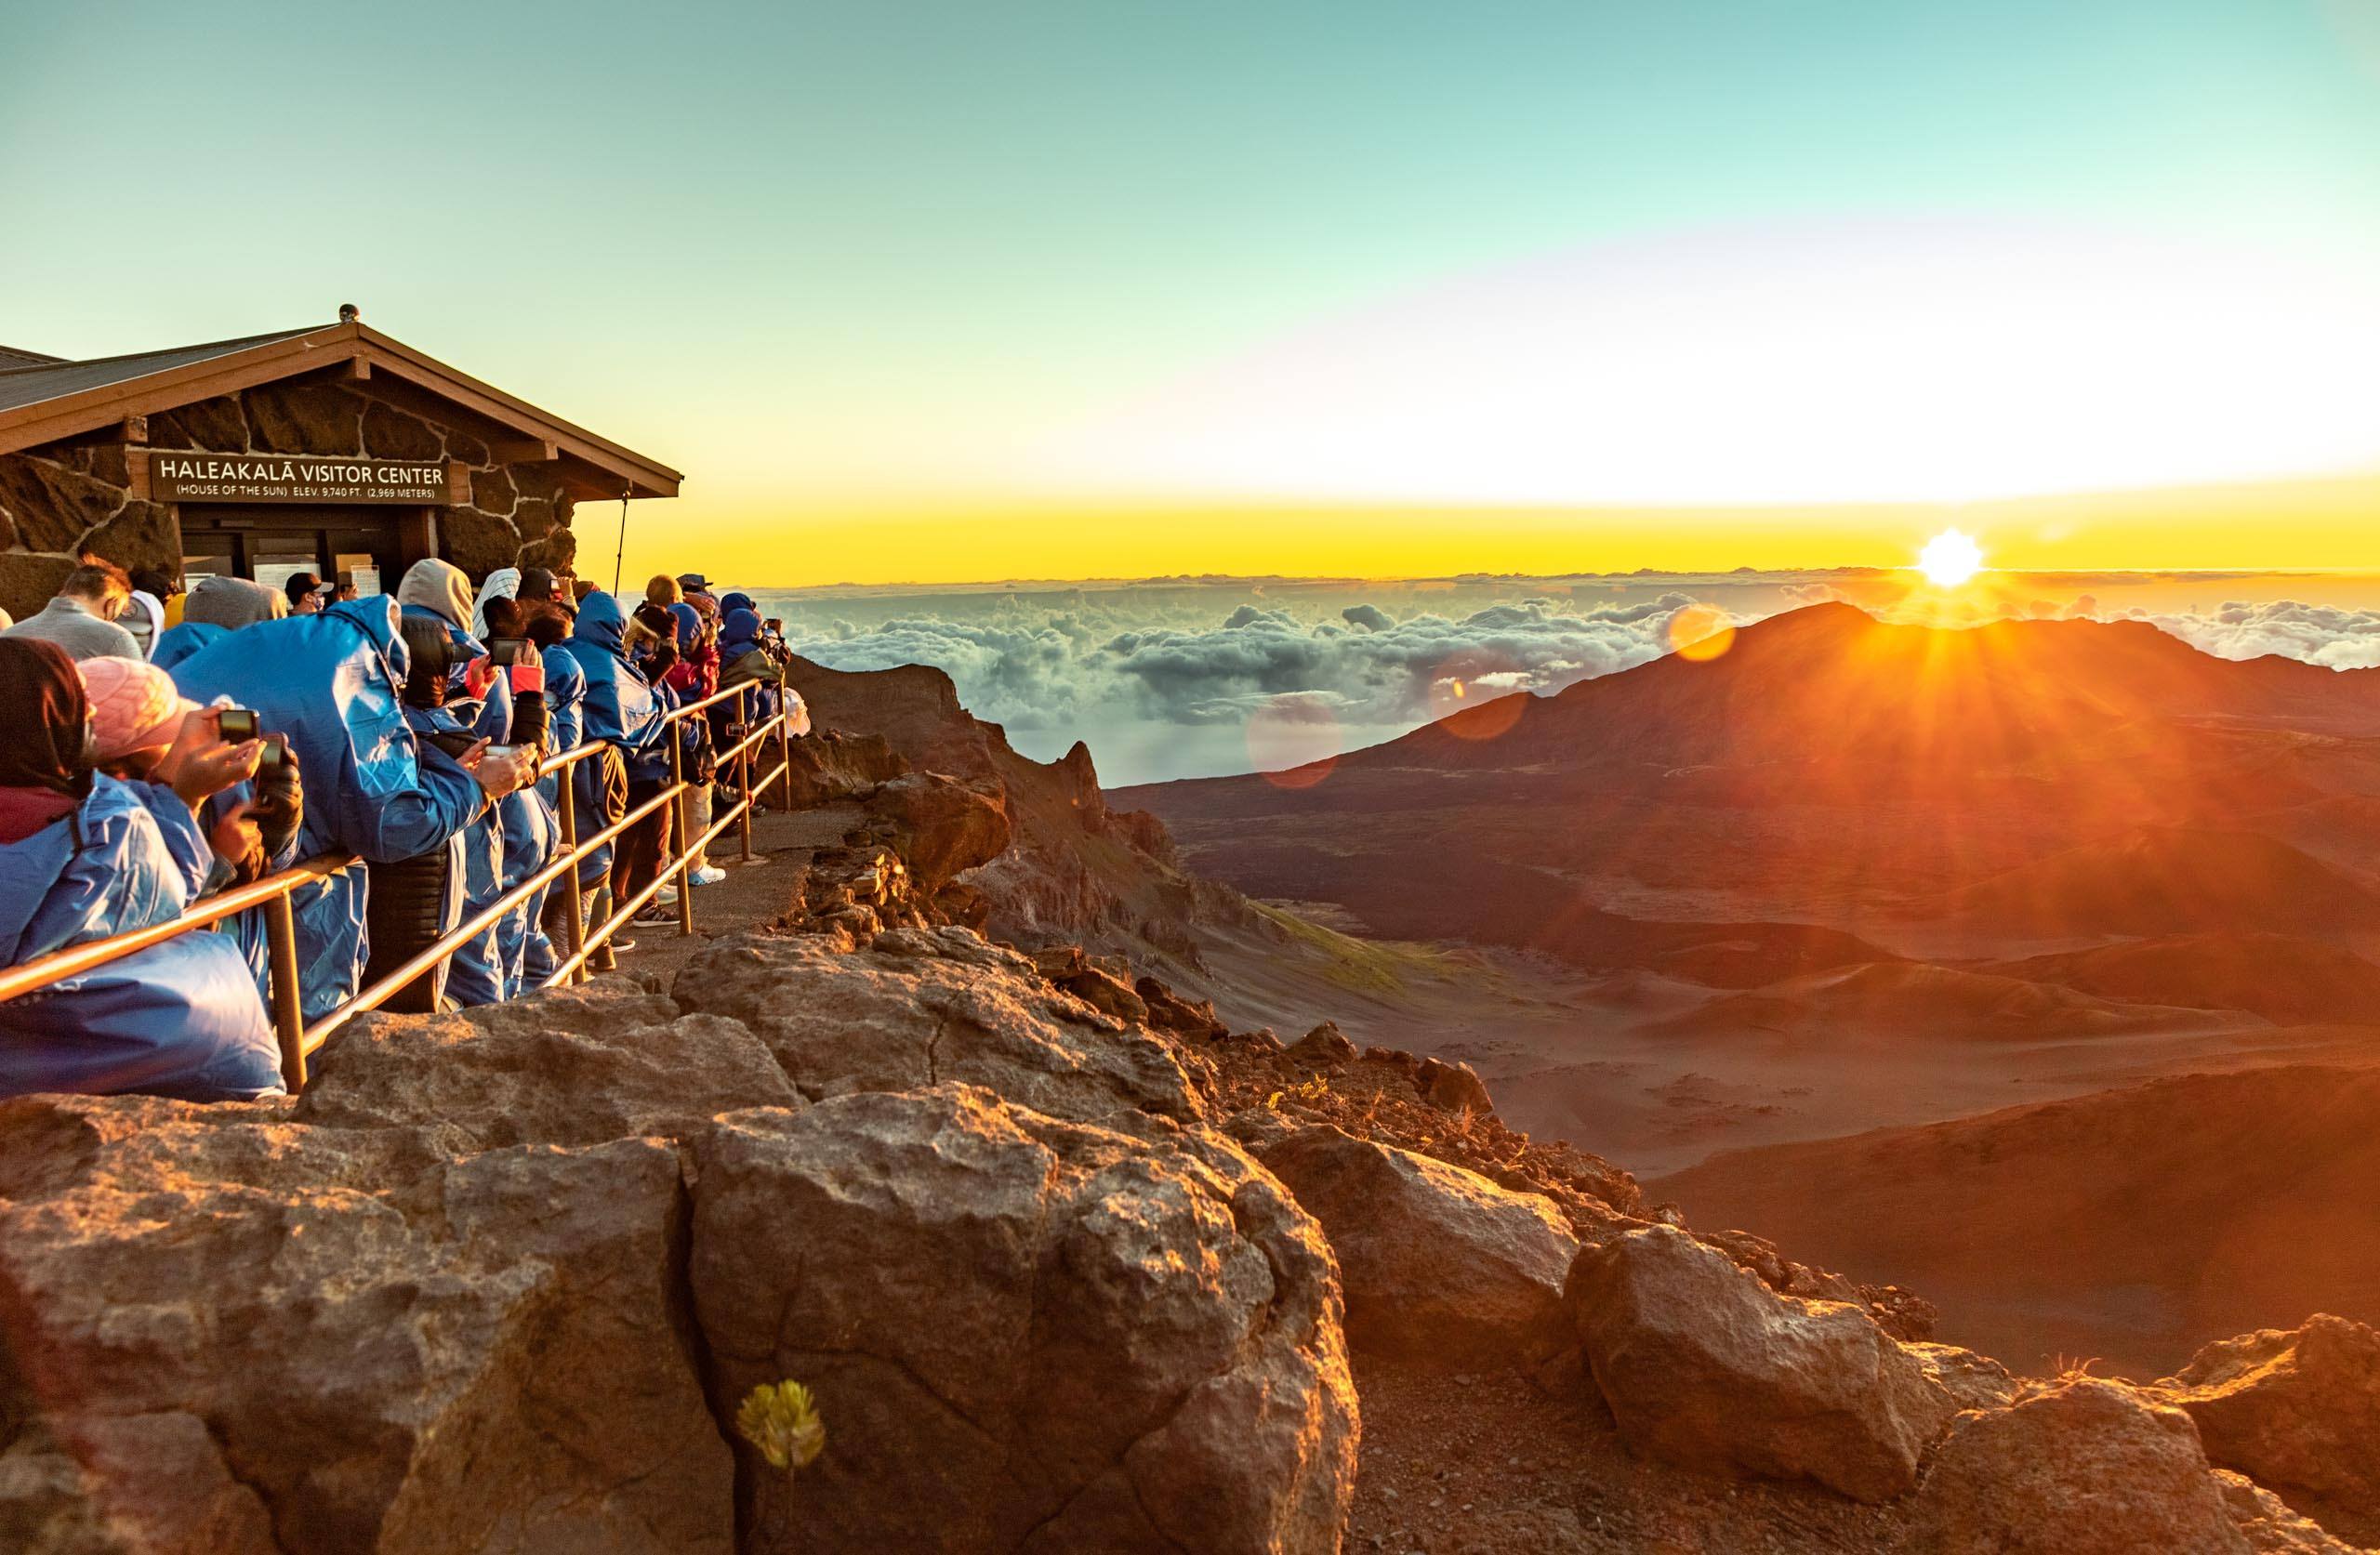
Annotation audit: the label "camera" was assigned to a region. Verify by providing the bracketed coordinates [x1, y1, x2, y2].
[216, 707, 259, 742]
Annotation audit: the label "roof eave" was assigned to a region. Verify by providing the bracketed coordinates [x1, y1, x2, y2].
[0, 322, 681, 500]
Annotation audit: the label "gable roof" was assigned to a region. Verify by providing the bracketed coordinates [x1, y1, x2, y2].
[0, 321, 680, 499]
[0, 328, 320, 413]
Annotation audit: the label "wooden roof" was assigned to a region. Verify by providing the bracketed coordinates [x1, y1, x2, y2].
[0, 321, 680, 500]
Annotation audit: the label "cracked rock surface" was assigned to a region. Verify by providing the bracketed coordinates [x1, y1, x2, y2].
[0, 1091, 731, 1554]
[0, 955, 1352, 1554]
[688, 1085, 1357, 1553]
[672, 930, 1208, 1127]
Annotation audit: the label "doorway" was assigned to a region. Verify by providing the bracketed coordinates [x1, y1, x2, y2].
[178, 508, 406, 599]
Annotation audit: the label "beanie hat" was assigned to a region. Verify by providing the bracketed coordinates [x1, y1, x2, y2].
[78, 656, 197, 761]
[183, 575, 288, 630]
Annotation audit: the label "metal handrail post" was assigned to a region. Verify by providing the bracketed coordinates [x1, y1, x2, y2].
[555, 769, 588, 985]
[776, 688, 796, 810]
[737, 684, 755, 863]
[670, 729, 694, 936]
[263, 892, 307, 1091]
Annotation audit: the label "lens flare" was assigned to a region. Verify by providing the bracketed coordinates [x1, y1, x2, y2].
[1917, 528, 1985, 587]
[1248, 694, 1342, 789]
[1428, 650, 1529, 740]
[1667, 603, 1738, 663]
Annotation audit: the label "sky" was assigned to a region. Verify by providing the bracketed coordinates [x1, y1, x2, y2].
[7, 1, 2380, 584]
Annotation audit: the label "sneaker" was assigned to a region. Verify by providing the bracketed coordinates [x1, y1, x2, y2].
[652, 886, 679, 907]
[604, 935, 637, 955]
[690, 864, 728, 887]
[632, 906, 677, 927]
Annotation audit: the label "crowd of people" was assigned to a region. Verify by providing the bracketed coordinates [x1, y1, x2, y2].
[0, 555, 805, 1103]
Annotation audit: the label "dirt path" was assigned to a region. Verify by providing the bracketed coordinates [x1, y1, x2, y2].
[602, 799, 866, 985]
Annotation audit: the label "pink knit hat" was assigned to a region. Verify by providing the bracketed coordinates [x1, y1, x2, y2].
[78, 657, 198, 762]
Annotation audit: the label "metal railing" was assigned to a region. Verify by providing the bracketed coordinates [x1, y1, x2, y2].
[0, 680, 800, 1093]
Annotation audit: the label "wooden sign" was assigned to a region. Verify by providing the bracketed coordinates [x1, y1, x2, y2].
[148, 454, 456, 505]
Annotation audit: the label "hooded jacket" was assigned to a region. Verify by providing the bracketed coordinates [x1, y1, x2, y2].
[0, 774, 284, 1101]
[170, 598, 486, 1020]
[550, 592, 666, 781]
[396, 558, 475, 643]
[715, 612, 812, 737]
[531, 639, 619, 894]
[469, 567, 521, 639]
[502, 641, 575, 989]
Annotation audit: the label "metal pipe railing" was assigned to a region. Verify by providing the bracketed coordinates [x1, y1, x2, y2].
[0, 681, 800, 1095]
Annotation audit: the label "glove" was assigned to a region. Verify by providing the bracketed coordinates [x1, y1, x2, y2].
[251, 738, 305, 867]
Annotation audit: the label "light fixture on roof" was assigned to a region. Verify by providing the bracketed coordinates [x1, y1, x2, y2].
[337, 303, 361, 323]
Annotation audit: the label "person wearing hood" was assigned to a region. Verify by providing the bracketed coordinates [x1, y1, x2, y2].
[169, 578, 525, 1021]
[0, 639, 285, 1101]
[469, 567, 521, 640]
[548, 590, 674, 934]
[712, 606, 812, 818]
[123, 568, 177, 659]
[152, 576, 286, 671]
[717, 606, 811, 728]
[522, 602, 590, 983]
[384, 560, 533, 1009]
[658, 600, 728, 890]
[476, 587, 561, 996]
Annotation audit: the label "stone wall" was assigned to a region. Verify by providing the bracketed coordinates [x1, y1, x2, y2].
[0, 376, 580, 619]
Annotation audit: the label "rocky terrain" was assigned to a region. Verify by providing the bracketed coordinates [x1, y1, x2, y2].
[1121, 601, 2380, 1015]
[5, 929, 2372, 1552]
[1653, 1064, 2380, 1380]
[782, 654, 1255, 977]
[1119, 603, 2380, 1368]
[3, 652, 2373, 1553]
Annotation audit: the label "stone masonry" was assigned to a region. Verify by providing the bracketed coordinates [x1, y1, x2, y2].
[0, 376, 579, 618]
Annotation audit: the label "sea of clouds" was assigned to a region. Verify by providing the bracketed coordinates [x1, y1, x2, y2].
[747, 575, 2380, 785]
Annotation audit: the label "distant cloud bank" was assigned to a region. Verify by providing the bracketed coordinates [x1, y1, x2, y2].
[2144, 600, 2380, 671]
[769, 575, 2380, 780]
[781, 591, 1708, 737]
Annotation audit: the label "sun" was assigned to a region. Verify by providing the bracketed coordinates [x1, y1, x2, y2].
[1916, 527, 1985, 587]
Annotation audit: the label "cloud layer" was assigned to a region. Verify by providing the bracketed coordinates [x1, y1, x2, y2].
[2142, 600, 2380, 671]
[769, 578, 2380, 781]
[782, 591, 1711, 737]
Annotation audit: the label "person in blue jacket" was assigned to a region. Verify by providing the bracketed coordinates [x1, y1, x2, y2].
[716, 607, 783, 721]
[462, 591, 558, 1000]
[516, 604, 582, 987]
[0, 639, 286, 1101]
[549, 590, 669, 933]
[387, 559, 540, 1010]
[169, 593, 523, 1021]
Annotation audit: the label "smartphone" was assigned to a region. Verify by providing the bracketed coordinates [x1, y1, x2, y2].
[256, 743, 286, 772]
[217, 707, 259, 741]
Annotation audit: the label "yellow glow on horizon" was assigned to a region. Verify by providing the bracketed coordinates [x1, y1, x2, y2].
[1916, 528, 1986, 587]
[617, 471, 2380, 590]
